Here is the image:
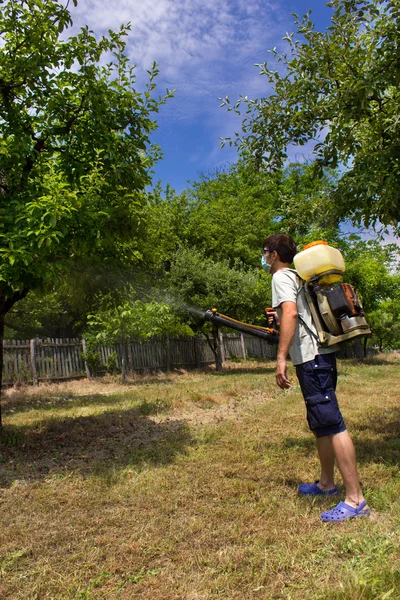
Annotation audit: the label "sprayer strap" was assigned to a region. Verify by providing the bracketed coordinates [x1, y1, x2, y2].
[286, 269, 322, 347]
[297, 314, 321, 346]
[295, 274, 322, 346]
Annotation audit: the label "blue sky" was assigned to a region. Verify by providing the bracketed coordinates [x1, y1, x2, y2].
[69, 0, 334, 193]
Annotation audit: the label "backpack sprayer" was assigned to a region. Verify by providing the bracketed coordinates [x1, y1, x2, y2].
[202, 241, 370, 349]
[293, 241, 371, 347]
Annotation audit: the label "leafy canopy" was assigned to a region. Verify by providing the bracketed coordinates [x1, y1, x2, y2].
[143, 161, 340, 271]
[0, 0, 173, 301]
[221, 0, 400, 231]
[167, 247, 272, 326]
[87, 296, 193, 345]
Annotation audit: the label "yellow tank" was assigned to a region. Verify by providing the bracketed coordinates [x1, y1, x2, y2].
[293, 241, 345, 284]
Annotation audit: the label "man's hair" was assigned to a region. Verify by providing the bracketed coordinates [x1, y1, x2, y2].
[263, 234, 297, 264]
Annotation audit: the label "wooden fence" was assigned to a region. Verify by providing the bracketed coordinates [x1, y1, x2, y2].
[1, 333, 373, 386]
[1, 333, 278, 385]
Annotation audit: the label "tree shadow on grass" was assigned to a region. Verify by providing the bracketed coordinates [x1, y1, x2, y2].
[353, 406, 400, 467]
[1, 373, 187, 414]
[210, 365, 276, 377]
[2, 389, 172, 415]
[0, 402, 192, 489]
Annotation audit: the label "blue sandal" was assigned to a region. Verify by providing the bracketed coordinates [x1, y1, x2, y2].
[298, 480, 339, 496]
[320, 500, 370, 522]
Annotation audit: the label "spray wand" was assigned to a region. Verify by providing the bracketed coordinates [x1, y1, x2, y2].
[202, 308, 279, 344]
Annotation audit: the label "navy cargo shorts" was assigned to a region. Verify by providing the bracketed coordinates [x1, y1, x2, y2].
[295, 353, 346, 438]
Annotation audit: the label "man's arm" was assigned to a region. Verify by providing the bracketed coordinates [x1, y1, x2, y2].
[276, 300, 298, 389]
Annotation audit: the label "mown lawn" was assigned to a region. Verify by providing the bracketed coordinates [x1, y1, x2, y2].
[0, 356, 399, 599]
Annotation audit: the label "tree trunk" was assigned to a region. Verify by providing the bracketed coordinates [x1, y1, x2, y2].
[353, 338, 363, 359]
[0, 288, 30, 429]
[363, 336, 368, 358]
[202, 327, 223, 371]
[212, 323, 223, 371]
[0, 311, 4, 429]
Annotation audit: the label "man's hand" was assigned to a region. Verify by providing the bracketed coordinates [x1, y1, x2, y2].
[276, 357, 291, 389]
[266, 310, 279, 327]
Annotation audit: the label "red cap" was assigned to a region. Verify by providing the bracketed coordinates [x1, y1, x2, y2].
[303, 240, 328, 251]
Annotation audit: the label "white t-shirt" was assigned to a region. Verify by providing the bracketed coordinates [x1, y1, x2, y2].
[271, 268, 336, 366]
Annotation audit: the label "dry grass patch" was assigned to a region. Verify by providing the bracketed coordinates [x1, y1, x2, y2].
[0, 356, 399, 599]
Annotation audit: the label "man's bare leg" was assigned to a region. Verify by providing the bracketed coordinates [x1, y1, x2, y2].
[315, 435, 336, 490]
[331, 430, 367, 508]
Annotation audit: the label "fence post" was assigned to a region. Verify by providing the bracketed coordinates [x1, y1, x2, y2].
[30, 338, 38, 385]
[219, 332, 226, 364]
[121, 355, 126, 384]
[127, 342, 133, 372]
[166, 335, 171, 371]
[194, 336, 201, 369]
[240, 333, 247, 360]
[81, 338, 91, 379]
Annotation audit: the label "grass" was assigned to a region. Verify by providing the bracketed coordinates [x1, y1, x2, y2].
[0, 356, 399, 599]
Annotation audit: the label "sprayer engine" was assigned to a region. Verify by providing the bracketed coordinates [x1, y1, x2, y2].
[304, 275, 371, 347]
[317, 283, 368, 333]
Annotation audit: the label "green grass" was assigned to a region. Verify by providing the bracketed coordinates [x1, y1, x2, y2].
[0, 357, 399, 599]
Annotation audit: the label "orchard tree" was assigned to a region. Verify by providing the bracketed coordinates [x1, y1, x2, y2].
[340, 237, 400, 353]
[342, 239, 400, 312]
[167, 247, 272, 321]
[4, 266, 136, 339]
[0, 0, 173, 424]
[221, 0, 400, 231]
[182, 162, 279, 265]
[146, 161, 339, 270]
[271, 163, 340, 241]
[368, 300, 400, 352]
[86, 297, 193, 346]
[142, 182, 190, 270]
[167, 247, 272, 369]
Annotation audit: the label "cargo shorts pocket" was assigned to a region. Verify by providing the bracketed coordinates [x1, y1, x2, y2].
[305, 391, 342, 431]
[314, 364, 337, 392]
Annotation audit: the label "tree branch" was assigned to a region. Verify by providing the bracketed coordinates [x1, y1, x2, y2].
[0, 288, 30, 316]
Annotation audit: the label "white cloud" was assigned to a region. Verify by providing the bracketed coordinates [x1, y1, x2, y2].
[64, 0, 309, 186]
[68, 0, 284, 98]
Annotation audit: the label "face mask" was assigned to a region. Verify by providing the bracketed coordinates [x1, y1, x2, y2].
[261, 255, 271, 273]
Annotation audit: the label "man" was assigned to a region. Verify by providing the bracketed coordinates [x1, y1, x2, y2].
[262, 233, 369, 522]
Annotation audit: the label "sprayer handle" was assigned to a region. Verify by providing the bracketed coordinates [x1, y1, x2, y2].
[265, 308, 279, 329]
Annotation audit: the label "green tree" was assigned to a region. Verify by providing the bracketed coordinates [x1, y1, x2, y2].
[142, 182, 190, 270]
[167, 247, 272, 323]
[149, 161, 338, 269]
[86, 296, 193, 346]
[166, 246, 272, 368]
[182, 162, 280, 265]
[342, 239, 400, 312]
[368, 300, 400, 352]
[4, 265, 136, 339]
[4, 287, 82, 339]
[276, 164, 340, 240]
[221, 0, 400, 231]
[0, 0, 172, 424]
[339, 238, 400, 353]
